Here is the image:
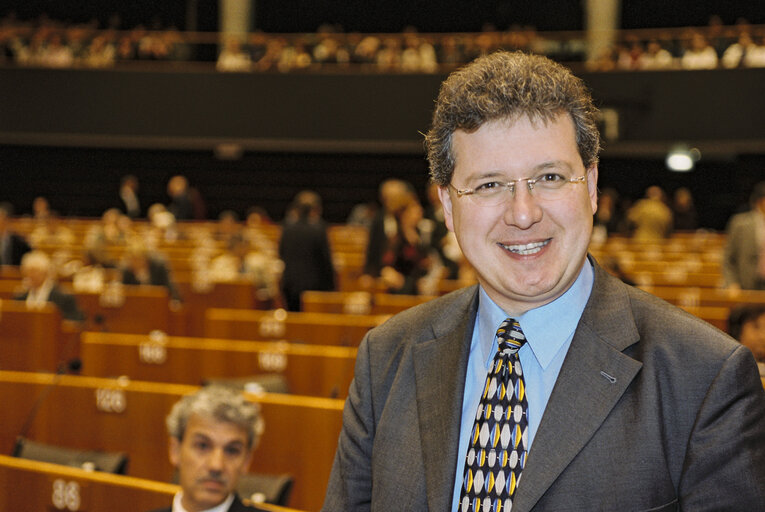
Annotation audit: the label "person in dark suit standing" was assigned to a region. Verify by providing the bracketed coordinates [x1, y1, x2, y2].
[148, 386, 268, 512]
[359, 179, 416, 288]
[0, 203, 31, 266]
[323, 51, 765, 511]
[722, 180, 765, 290]
[167, 175, 195, 221]
[279, 190, 336, 311]
[118, 174, 142, 219]
[14, 250, 85, 322]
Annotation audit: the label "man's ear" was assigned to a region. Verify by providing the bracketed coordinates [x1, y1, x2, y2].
[242, 448, 254, 472]
[587, 165, 599, 214]
[169, 437, 180, 467]
[437, 185, 455, 232]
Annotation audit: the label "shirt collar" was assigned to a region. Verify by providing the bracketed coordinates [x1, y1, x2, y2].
[172, 491, 235, 512]
[27, 279, 55, 305]
[476, 259, 594, 369]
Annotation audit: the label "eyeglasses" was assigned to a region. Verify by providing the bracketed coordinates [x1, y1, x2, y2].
[450, 173, 587, 207]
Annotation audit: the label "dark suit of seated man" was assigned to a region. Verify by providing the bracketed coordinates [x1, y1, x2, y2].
[14, 250, 85, 322]
[121, 245, 182, 303]
[149, 386, 269, 512]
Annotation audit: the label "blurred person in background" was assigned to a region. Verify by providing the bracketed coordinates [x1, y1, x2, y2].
[361, 178, 417, 288]
[680, 31, 718, 69]
[167, 175, 195, 221]
[14, 250, 85, 322]
[279, 190, 335, 311]
[210, 233, 283, 307]
[217, 36, 252, 72]
[29, 210, 75, 247]
[422, 181, 460, 280]
[723, 181, 765, 290]
[377, 196, 432, 295]
[728, 304, 765, 376]
[627, 185, 673, 241]
[671, 187, 698, 231]
[118, 174, 141, 219]
[121, 243, 182, 303]
[0, 203, 31, 266]
[213, 210, 243, 244]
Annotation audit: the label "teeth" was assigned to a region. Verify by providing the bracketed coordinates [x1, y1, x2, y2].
[500, 240, 549, 255]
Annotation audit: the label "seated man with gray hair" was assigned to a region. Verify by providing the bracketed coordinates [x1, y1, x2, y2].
[14, 250, 85, 322]
[151, 386, 268, 512]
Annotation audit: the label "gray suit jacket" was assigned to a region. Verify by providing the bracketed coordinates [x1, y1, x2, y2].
[723, 209, 764, 289]
[322, 261, 765, 511]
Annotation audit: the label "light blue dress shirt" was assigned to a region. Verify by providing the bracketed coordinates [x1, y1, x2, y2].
[450, 260, 594, 510]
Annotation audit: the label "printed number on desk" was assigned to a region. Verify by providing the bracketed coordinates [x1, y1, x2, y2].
[138, 342, 167, 364]
[52, 479, 81, 511]
[95, 388, 127, 413]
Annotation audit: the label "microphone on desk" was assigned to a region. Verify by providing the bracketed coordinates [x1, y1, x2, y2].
[58, 358, 82, 375]
[12, 358, 82, 455]
[92, 313, 108, 332]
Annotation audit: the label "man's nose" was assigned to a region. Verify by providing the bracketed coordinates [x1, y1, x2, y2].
[504, 181, 542, 228]
[207, 448, 225, 471]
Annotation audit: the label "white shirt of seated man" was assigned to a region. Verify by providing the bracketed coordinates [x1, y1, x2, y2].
[172, 491, 235, 512]
[25, 278, 54, 309]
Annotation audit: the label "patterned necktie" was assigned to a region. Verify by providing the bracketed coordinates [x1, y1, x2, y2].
[458, 318, 529, 512]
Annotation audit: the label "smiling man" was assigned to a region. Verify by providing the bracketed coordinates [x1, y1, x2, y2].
[151, 386, 267, 512]
[322, 51, 765, 512]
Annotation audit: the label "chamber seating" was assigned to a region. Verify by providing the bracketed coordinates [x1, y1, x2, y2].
[0, 371, 342, 510]
[80, 332, 356, 398]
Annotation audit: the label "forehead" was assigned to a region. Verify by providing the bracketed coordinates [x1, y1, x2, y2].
[451, 114, 581, 177]
[184, 413, 248, 446]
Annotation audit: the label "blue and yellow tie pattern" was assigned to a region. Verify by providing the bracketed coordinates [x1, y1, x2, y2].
[458, 318, 528, 512]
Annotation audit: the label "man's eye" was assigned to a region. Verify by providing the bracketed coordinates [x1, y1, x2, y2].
[225, 446, 244, 457]
[537, 173, 565, 183]
[475, 181, 502, 192]
[194, 442, 210, 451]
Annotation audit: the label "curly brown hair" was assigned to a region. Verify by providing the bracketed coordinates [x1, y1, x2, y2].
[425, 51, 601, 186]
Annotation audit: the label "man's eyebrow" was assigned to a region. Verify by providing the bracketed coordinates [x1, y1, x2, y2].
[463, 162, 574, 182]
[461, 170, 508, 182]
[532, 160, 574, 172]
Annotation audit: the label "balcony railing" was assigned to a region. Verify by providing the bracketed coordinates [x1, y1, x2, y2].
[1, 21, 764, 73]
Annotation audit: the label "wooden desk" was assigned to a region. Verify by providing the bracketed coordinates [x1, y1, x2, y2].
[0, 278, 24, 298]
[0, 455, 307, 512]
[0, 454, 176, 511]
[624, 270, 724, 288]
[301, 290, 437, 315]
[0, 301, 79, 373]
[173, 278, 259, 337]
[1, 280, 171, 335]
[0, 371, 341, 511]
[639, 286, 765, 309]
[0, 455, 178, 512]
[75, 285, 170, 334]
[205, 308, 388, 346]
[80, 332, 357, 398]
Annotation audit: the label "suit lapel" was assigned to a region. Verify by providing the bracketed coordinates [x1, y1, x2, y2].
[513, 264, 643, 512]
[412, 287, 478, 512]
